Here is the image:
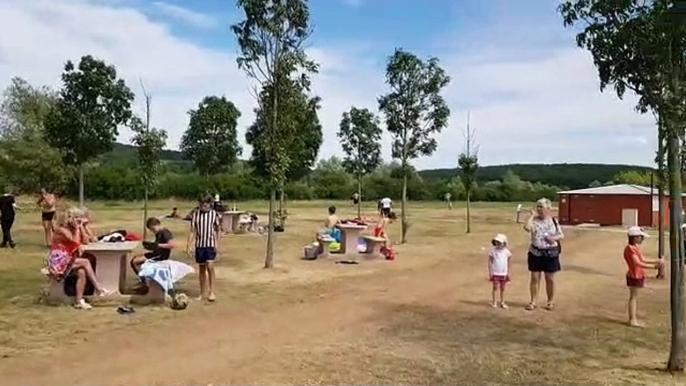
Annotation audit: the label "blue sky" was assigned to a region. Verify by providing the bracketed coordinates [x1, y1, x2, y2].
[0, 0, 656, 169]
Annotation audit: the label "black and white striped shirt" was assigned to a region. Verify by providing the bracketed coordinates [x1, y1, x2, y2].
[191, 209, 220, 248]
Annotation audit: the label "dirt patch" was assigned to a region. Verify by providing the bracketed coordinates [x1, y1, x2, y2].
[0, 201, 682, 385]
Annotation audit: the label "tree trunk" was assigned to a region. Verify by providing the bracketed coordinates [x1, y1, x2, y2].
[466, 188, 471, 234]
[659, 121, 666, 279]
[264, 188, 276, 269]
[356, 175, 361, 219]
[78, 163, 85, 207]
[658, 179, 666, 278]
[667, 127, 686, 372]
[264, 66, 279, 269]
[278, 188, 285, 227]
[401, 169, 408, 244]
[143, 186, 149, 239]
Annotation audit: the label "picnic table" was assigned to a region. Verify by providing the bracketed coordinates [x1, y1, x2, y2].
[335, 223, 368, 255]
[81, 241, 139, 295]
[221, 210, 246, 234]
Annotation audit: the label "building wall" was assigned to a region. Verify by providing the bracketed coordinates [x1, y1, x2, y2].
[651, 196, 686, 229]
[557, 194, 652, 226]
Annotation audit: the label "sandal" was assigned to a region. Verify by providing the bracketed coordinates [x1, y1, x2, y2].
[545, 302, 555, 311]
[525, 302, 537, 311]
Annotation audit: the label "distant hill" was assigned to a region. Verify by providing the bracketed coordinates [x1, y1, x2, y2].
[106, 143, 653, 190]
[109, 142, 185, 161]
[418, 163, 655, 190]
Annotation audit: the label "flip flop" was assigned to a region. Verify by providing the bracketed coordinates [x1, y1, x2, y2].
[117, 306, 135, 314]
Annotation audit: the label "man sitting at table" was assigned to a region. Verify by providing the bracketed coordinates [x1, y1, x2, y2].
[318, 206, 341, 243]
[130, 217, 176, 281]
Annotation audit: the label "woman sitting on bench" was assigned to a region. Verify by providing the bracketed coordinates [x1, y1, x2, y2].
[47, 207, 113, 310]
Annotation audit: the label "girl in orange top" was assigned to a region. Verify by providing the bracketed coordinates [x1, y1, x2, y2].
[624, 226, 662, 327]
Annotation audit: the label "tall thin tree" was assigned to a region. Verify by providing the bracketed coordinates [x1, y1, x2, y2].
[232, 0, 317, 268]
[131, 80, 167, 238]
[378, 48, 450, 244]
[338, 107, 383, 218]
[458, 112, 479, 234]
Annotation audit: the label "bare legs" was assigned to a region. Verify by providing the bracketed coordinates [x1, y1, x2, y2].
[491, 282, 507, 308]
[130, 255, 146, 275]
[72, 258, 105, 293]
[72, 257, 109, 309]
[544, 272, 556, 308]
[42, 220, 53, 247]
[527, 271, 555, 310]
[628, 287, 643, 327]
[198, 262, 216, 301]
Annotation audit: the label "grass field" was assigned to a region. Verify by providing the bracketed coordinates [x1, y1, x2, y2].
[0, 198, 684, 385]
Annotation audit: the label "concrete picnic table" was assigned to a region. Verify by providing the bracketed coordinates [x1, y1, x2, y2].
[221, 210, 246, 234]
[335, 223, 368, 255]
[81, 241, 139, 295]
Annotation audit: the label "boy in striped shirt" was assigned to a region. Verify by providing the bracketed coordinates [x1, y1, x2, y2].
[187, 195, 221, 302]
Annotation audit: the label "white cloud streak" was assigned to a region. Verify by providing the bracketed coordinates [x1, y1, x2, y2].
[151, 1, 219, 30]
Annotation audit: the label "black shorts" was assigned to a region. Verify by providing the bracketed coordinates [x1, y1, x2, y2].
[41, 211, 55, 221]
[527, 251, 561, 273]
[144, 252, 168, 262]
[195, 247, 217, 264]
[381, 207, 391, 216]
[353, 198, 359, 205]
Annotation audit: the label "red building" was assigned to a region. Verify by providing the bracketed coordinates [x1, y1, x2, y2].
[557, 184, 686, 228]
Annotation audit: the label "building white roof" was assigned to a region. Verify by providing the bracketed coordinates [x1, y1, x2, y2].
[558, 184, 660, 195]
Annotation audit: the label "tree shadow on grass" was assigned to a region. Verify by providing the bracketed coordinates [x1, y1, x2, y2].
[563, 263, 614, 277]
[370, 302, 669, 385]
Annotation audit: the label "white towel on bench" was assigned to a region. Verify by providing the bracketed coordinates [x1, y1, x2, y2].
[138, 260, 194, 294]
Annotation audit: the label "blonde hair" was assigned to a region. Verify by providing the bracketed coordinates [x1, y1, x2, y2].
[536, 198, 552, 209]
[56, 206, 86, 227]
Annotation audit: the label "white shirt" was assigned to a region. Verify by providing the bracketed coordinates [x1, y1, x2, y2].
[380, 197, 392, 208]
[489, 247, 511, 276]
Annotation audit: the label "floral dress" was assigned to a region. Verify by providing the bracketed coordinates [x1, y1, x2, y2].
[47, 235, 81, 282]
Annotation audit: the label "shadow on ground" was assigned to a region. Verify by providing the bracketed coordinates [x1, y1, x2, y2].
[298, 301, 672, 385]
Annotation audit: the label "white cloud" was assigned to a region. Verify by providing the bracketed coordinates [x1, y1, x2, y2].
[340, 0, 364, 7]
[0, 0, 658, 171]
[150, 2, 219, 30]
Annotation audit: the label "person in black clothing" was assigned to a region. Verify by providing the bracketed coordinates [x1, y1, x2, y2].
[130, 217, 176, 276]
[0, 189, 19, 248]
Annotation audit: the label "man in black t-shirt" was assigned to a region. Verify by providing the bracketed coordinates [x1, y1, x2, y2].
[130, 217, 176, 276]
[0, 190, 18, 248]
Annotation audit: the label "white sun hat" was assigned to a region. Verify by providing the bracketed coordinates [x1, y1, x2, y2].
[627, 226, 649, 238]
[492, 233, 508, 244]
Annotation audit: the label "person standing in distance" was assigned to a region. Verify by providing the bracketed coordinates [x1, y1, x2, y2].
[0, 188, 19, 248]
[187, 195, 221, 302]
[380, 197, 392, 218]
[37, 188, 57, 248]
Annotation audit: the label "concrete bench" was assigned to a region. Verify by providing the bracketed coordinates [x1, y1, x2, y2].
[42, 269, 165, 305]
[130, 280, 167, 305]
[362, 236, 385, 258]
[317, 236, 334, 258]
